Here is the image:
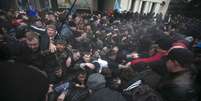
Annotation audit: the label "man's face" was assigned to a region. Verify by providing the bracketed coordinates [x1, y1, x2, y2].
[47, 28, 57, 38]
[68, 15, 72, 20]
[56, 43, 65, 52]
[73, 52, 81, 61]
[48, 14, 56, 22]
[55, 68, 63, 78]
[26, 38, 39, 52]
[166, 59, 175, 72]
[83, 54, 91, 63]
[75, 16, 80, 24]
[111, 46, 119, 54]
[77, 73, 86, 83]
[35, 21, 43, 28]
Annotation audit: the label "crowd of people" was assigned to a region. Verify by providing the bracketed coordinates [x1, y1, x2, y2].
[0, 8, 201, 101]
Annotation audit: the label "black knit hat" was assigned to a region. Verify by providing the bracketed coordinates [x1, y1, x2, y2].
[155, 35, 173, 50]
[149, 27, 173, 51]
[168, 48, 194, 67]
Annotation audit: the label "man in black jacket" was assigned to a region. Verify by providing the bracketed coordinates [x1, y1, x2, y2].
[158, 48, 197, 101]
[4, 31, 46, 69]
[85, 73, 126, 101]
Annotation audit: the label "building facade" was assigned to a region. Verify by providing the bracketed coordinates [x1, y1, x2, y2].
[8, 0, 170, 17]
[120, 0, 171, 17]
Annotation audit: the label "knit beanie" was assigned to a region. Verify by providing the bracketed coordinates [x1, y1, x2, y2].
[155, 36, 173, 50]
[168, 48, 193, 67]
[87, 73, 106, 90]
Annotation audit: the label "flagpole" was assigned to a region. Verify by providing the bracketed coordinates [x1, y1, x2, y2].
[57, 0, 78, 39]
[26, 0, 30, 10]
[67, 0, 78, 17]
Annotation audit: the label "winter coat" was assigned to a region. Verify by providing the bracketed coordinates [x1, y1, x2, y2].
[85, 87, 126, 101]
[158, 70, 197, 101]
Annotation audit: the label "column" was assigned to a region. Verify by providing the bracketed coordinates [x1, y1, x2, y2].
[127, 0, 132, 11]
[35, 0, 41, 10]
[154, 3, 160, 16]
[121, 0, 127, 11]
[121, 0, 132, 11]
[130, 0, 135, 11]
[148, 2, 153, 13]
[160, 0, 171, 19]
[137, 0, 143, 13]
[133, 0, 140, 13]
[93, 0, 98, 11]
[48, 0, 52, 9]
[143, 1, 150, 14]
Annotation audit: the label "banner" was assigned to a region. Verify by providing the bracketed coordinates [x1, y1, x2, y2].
[114, 0, 121, 13]
[27, 0, 38, 17]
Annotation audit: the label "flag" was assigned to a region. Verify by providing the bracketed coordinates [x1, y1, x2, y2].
[27, 0, 38, 17]
[18, 0, 23, 10]
[113, 0, 121, 13]
[44, 0, 50, 11]
[70, 5, 77, 15]
[67, 0, 78, 15]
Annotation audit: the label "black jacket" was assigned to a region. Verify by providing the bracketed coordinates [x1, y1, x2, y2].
[85, 87, 126, 101]
[29, 25, 49, 51]
[158, 70, 197, 101]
